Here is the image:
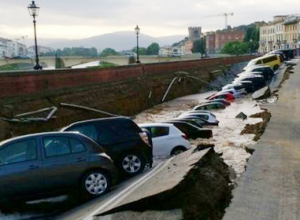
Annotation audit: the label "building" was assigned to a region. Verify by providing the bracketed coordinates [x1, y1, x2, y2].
[259, 15, 300, 53]
[27, 46, 54, 56]
[205, 29, 245, 54]
[185, 27, 202, 55]
[0, 38, 26, 57]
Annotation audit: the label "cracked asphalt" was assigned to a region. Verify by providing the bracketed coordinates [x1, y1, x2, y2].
[224, 58, 300, 220]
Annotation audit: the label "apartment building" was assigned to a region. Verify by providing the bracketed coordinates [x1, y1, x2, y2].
[259, 15, 300, 53]
[0, 38, 26, 57]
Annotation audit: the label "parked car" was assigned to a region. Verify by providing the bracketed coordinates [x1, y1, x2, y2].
[208, 92, 235, 101]
[139, 123, 191, 157]
[233, 75, 266, 91]
[215, 89, 247, 98]
[61, 117, 152, 176]
[193, 102, 226, 111]
[205, 99, 231, 106]
[178, 112, 219, 125]
[163, 121, 213, 139]
[172, 117, 207, 127]
[164, 119, 203, 128]
[0, 132, 118, 204]
[244, 54, 281, 71]
[240, 65, 274, 80]
[222, 83, 245, 91]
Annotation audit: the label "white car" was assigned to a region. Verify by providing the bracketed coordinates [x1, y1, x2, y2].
[138, 123, 191, 157]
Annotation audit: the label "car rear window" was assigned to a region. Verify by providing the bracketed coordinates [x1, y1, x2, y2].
[67, 124, 98, 141]
[145, 127, 169, 138]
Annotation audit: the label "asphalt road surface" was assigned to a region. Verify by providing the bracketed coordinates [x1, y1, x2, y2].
[224, 58, 300, 220]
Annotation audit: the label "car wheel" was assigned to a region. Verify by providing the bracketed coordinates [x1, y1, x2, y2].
[273, 65, 279, 71]
[81, 170, 111, 198]
[171, 146, 187, 156]
[119, 152, 145, 176]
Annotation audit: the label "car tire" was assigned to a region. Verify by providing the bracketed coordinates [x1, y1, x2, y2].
[171, 146, 187, 156]
[119, 152, 146, 176]
[80, 170, 111, 198]
[273, 65, 279, 71]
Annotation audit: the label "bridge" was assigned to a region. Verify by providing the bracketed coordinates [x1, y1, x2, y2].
[0, 54, 233, 69]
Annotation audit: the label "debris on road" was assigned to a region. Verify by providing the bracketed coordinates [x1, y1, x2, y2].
[241, 110, 272, 141]
[235, 112, 247, 120]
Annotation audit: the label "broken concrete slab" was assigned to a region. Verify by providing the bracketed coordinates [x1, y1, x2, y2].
[99, 210, 182, 220]
[252, 86, 271, 100]
[95, 148, 231, 220]
[235, 112, 247, 120]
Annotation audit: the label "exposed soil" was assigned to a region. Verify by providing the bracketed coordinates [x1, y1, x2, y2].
[241, 110, 272, 141]
[97, 148, 232, 220]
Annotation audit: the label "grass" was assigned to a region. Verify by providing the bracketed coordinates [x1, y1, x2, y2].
[0, 64, 20, 71]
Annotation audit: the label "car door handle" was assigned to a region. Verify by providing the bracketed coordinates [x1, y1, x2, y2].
[28, 165, 39, 170]
[76, 157, 86, 162]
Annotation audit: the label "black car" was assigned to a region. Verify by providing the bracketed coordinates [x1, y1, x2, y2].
[62, 117, 153, 176]
[0, 132, 118, 204]
[245, 65, 275, 80]
[165, 119, 203, 128]
[193, 102, 226, 111]
[163, 121, 213, 139]
[176, 116, 216, 126]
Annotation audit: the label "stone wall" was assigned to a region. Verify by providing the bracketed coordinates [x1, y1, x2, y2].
[0, 56, 254, 140]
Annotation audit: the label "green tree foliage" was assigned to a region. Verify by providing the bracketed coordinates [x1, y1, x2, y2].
[41, 47, 98, 57]
[146, 43, 160, 55]
[221, 42, 252, 55]
[132, 47, 147, 55]
[192, 38, 206, 57]
[172, 37, 189, 47]
[100, 48, 119, 57]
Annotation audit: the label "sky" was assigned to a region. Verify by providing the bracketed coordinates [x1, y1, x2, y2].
[0, 0, 299, 40]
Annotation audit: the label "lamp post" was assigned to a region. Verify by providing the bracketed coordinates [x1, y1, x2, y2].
[28, 1, 42, 70]
[135, 25, 141, 64]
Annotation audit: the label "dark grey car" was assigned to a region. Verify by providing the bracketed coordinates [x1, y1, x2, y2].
[0, 132, 118, 204]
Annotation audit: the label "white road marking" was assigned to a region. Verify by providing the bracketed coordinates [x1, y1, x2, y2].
[84, 157, 174, 220]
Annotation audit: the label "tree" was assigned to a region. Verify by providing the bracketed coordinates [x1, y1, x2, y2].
[221, 41, 250, 55]
[146, 43, 159, 55]
[132, 47, 147, 55]
[100, 48, 119, 57]
[192, 38, 206, 57]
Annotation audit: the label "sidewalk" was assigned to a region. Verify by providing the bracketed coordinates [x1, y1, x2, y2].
[224, 59, 300, 220]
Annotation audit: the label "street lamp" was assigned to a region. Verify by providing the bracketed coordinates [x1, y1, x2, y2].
[28, 1, 42, 70]
[134, 25, 141, 64]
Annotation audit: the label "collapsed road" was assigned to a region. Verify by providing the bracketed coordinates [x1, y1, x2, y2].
[0, 59, 296, 220]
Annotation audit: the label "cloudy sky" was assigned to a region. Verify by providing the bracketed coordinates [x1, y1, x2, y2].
[1, 0, 299, 40]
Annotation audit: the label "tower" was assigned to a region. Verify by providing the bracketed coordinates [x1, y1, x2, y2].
[188, 27, 202, 41]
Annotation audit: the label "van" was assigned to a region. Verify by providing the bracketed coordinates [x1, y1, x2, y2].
[244, 54, 281, 71]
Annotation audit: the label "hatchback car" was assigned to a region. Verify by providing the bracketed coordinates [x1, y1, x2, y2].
[62, 117, 152, 177]
[0, 132, 118, 204]
[208, 93, 235, 101]
[139, 123, 191, 157]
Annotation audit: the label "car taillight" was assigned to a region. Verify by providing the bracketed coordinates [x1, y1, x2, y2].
[140, 132, 151, 146]
[182, 134, 188, 140]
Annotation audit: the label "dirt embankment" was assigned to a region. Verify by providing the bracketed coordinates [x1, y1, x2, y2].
[97, 148, 232, 220]
[241, 110, 272, 141]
